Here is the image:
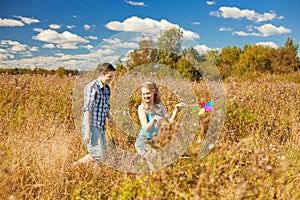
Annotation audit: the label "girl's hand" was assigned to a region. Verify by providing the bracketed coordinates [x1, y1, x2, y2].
[175, 102, 186, 110]
[153, 115, 165, 129]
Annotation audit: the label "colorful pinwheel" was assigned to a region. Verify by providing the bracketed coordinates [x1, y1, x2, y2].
[189, 101, 214, 115]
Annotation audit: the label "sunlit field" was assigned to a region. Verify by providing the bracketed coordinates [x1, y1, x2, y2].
[0, 73, 299, 199]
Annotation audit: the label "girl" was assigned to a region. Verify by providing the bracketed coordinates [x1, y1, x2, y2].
[135, 80, 186, 167]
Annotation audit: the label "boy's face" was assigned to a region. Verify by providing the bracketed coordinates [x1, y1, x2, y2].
[100, 71, 115, 85]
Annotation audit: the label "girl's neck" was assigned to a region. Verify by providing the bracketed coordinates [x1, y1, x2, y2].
[143, 101, 155, 109]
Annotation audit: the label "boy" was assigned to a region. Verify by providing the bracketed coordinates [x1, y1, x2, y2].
[74, 62, 116, 166]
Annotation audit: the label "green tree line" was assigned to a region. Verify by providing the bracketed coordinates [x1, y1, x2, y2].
[115, 27, 300, 81]
[0, 67, 78, 76]
[216, 38, 300, 77]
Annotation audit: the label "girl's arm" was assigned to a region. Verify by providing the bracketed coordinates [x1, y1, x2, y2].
[138, 104, 161, 132]
[160, 102, 186, 122]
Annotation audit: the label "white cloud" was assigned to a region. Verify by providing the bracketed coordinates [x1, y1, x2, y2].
[219, 26, 233, 31]
[255, 41, 278, 49]
[211, 6, 278, 23]
[81, 44, 94, 50]
[1, 40, 20, 46]
[193, 44, 219, 55]
[32, 29, 89, 49]
[0, 52, 14, 60]
[43, 44, 56, 49]
[0, 18, 24, 27]
[192, 22, 200, 25]
[84, 24, 91, 31]
[1, 40, 27, 52]
[86, 36, 98, 40]
[67, 25, 75, 29]
[233, 24, 291, 37]
[0, 56, 61, 70]
[102, 38, 139, 49]
[14, 16, 39, 24]
[232, 31, 261, 37]
[255, 23, 291, 36]
[206, 1, 216, 5]
[0, 52, 94, 70]
[57, 43, 79, 49]
[91, 48, 115, 55]
[84, 24, 95, 31]
[10, 44, 27, 52]
[105, 16, 199, 40]
[125, 0, 146, 6]
[34, 28, 44, 32]
[30, 46, 39, 51]
[49, 24, 61, 29]
[0, 46, 119, 70]
[0, 40, 38, 60]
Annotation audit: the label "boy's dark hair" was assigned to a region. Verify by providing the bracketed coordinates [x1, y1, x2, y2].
[98, 62, 116, 73]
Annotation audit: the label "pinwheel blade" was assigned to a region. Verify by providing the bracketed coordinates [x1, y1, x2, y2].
[204, 105, 213, 112]
[198, 108, 206, 115]
[205, 101, 214, 107]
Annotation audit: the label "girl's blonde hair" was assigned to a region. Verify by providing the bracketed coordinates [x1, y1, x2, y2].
[141, 80, 161, 105]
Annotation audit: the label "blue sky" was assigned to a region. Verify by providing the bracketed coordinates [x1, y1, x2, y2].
[0, 0, 299, 70]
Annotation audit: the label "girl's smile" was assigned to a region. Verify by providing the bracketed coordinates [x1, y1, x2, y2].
[141, 87, 153, 103]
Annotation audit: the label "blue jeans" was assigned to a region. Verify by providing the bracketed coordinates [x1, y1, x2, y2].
[135, 134, 154, 155]
[82, 125, 107, 160]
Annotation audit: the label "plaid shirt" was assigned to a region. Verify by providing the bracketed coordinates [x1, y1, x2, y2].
[82, 78, 111, 128]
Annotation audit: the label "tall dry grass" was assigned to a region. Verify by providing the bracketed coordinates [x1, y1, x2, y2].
[0, 73, 299, 199]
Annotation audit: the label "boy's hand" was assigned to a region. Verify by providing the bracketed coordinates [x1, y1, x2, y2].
[83, 129, 90, 144]
[108, 115, 114, 127]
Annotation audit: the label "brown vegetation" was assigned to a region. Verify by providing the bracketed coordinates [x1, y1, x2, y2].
[0, 73, 299, 199]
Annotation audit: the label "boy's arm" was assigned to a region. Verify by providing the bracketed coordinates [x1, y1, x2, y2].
[83, 111, 91, 144]
[82, 83, 94, 144]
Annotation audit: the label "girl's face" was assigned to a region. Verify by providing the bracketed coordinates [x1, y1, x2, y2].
[141, 87, 154, 104]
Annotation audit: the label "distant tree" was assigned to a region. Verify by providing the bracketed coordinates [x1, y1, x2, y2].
[216, 46, 242, 77]
[126, 39, 157, 69]
[156, 27, 183, 68]
[157, 27, 183, 54]
[234, 44, 272, 75]
[174, 55, 202, 81]
[115, 58, 127, 77]
[33, 67, 49, 75]
[55, 67, 68, 76]
[0, 67, 78, 76]
[182, 47, 206, 66]
[269, 38, 300, 73]
[205, 50, 220, 64]
[157, 28, 201, 81]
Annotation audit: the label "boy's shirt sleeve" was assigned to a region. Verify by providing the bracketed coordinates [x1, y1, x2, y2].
[82, 83, 96, 112]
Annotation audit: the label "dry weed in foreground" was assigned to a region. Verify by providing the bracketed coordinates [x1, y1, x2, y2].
[0, 74, 299, 199]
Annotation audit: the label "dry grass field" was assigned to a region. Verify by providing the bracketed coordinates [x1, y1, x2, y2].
[0, 73, 299, 199]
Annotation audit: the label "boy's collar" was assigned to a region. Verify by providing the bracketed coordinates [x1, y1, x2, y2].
[97, 77, 105, 88]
